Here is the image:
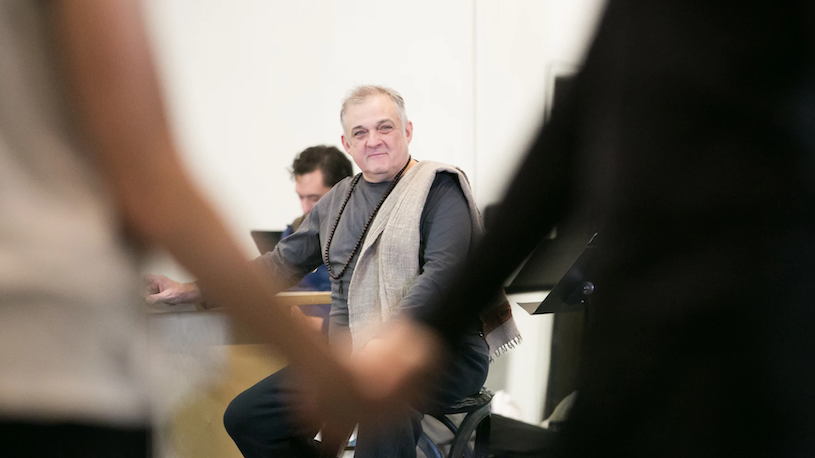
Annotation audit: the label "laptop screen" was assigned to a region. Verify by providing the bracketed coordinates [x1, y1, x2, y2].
[250, 230, 283, 255]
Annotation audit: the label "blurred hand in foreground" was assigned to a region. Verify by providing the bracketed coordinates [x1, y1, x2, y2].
[143, 274, 201, 305]
[298, 319, 446, 455]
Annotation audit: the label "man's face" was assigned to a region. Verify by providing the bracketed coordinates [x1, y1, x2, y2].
[341, 94, 413, 183]
[295, 169, 332, 214]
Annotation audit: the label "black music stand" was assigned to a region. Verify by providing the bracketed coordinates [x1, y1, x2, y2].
[507, 233, 598, 316]
[505, 231, 598, 421]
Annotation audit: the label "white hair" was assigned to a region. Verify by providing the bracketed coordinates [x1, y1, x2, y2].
[340, 85, 408, 133]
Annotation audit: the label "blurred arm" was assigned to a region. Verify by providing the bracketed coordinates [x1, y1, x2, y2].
[47, 0, 339, 380]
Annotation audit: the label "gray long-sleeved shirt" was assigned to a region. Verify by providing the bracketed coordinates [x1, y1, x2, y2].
[257, 171, 476, 344]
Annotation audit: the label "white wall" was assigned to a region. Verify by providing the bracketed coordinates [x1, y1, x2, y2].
[142, 0, 606, 425]
[473, 0, 604, 206]
[143, 0, 477, 255]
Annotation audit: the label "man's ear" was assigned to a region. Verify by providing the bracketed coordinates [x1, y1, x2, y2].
[404, 121, 414, 144]
[341, 135, 351, 153]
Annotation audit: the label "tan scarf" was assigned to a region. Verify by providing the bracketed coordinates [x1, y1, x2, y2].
[347, 160, 521, 358]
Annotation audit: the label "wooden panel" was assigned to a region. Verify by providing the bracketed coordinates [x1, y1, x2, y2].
[165, 344, 286, 458]
[149, 299, 319, 458]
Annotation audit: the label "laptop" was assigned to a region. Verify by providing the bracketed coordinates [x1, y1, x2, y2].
[250, 230, 284, 255]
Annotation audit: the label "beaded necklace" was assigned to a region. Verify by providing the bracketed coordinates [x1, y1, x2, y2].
[323, 156, 412, 293]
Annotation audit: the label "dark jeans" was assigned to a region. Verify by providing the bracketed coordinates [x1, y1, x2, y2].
[224, 332, 489, 458]
[0, 420, 151, 458]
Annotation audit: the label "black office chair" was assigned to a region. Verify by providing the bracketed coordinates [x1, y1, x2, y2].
[418, 387, 493, 458]
[341, 387, 493, 458]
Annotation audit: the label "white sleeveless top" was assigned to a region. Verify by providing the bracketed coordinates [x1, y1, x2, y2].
[0, 0, 150, 425]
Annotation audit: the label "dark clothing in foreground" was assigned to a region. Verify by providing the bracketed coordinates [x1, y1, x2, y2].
[418, 1, 815, 457]
[0, 422, 151, 458]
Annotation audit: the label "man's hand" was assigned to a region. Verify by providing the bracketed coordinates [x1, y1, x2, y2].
[143, 274, 202, 305]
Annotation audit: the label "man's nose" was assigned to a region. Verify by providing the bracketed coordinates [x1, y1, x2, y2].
[366, 131, 382, 147]
[301, 199, 313, 215]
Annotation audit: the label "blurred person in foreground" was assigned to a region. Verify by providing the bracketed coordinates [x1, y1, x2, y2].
[149, 85, 518, 457]
[0, 1, 363, 456]
[343, 1, 815, 457]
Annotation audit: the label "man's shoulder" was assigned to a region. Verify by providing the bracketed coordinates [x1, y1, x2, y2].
[431, 170, 461, 187]
[312, 175, 356, 213]
[412, 161, 470, 184]
[409, 161, 468, 194]
[332, 174, 355, 190]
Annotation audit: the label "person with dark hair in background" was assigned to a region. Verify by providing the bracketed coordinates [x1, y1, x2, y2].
[285, 145, 353, 291]
[282, 145, 353, 334]
[339, 2, 815, 458]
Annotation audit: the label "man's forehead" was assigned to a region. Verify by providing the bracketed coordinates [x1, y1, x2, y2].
[295, 170, 329, 192]
[295, 169, 323, 180]
[344, 96, 399, 126]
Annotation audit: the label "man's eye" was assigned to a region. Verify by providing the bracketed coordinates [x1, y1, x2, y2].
[380, 125, 393, 131]
[353, 131, 365, 137]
